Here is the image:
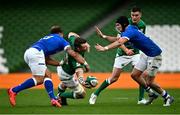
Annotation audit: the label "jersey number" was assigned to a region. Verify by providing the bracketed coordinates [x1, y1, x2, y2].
[42, 35, 53, 40]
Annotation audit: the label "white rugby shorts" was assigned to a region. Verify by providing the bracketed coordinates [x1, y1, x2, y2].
[24, 48, 47, 76]
[57, 66, 84, 94]
[134, 53, 162, 77]
[113, 54, 140, 69]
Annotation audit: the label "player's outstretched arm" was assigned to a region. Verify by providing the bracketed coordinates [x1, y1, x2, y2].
[95, 37, 128, 52]
[95, 26, 118, 42]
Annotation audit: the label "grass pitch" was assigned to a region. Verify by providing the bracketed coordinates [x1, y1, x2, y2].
[0, 89, 179, 114]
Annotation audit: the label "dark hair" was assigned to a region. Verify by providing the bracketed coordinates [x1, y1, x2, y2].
[74, 38, 87, 49]
[116, 16, 129, 31]
[131, 6, 141, 12]
[50, 25, 63, 34]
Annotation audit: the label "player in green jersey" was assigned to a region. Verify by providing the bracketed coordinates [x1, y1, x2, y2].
[89, 7, 147, 105]
[56, 32, 91, 105]
[129, 6, 147, 104]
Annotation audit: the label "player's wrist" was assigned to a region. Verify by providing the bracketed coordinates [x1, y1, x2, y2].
[84, 61, 88, 66]
[104, 46, 109, 51]
[102, 35, 107, 39]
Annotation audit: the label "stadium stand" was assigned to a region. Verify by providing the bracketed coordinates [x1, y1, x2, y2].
[0, 0, 122, 72]
[86, 0, 180, 72]
[0, 0, 180, 72]
[0, 26, 9, 73]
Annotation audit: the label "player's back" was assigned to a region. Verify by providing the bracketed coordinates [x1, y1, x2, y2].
[31, 34, 69, 56]
[122, 25, 162, 57]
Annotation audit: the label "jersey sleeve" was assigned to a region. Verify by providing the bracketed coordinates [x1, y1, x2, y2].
[121, 29, 135, 40]
[62, 39, 71, 51]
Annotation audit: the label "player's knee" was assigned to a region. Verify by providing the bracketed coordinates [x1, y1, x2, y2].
[74, 91, 86, 99]
[131, 73, 137, 80]
[33, 76, 44, 85]
[73, 84, 86, 99]
[45, 69, 52, 78]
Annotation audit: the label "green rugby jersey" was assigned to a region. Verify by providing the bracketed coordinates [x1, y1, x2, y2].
[61, 36, 85, 75]
[116, 18, 146, 57]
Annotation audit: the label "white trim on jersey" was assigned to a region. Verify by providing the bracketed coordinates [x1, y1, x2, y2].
[121, 36, 130, 40]
[64, 45, 71, 51]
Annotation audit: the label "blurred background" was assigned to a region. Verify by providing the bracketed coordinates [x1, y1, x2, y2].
[0, 0, 180, 73]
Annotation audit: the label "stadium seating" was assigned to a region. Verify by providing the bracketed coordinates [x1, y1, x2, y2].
[0, 26, 9, 73]
[0, 0, 121, 72]
[86, 0, 180, 72]
[0, 0, 180, 72]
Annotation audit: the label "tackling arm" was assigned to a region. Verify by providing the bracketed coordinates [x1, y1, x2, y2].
[45, 56, 61, 66]
[66, 47, 90, 72]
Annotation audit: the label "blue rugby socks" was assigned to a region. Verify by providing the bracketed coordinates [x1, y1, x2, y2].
[12, 77, 37, 93]
[44, 78, 56, 100]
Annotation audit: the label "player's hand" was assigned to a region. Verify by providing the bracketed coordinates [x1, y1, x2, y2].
[83, 81, 92, 89]
[125, 49, 134, 56]
[95, 26, 106, 39]
[68, 32, 80, 38]
[95, 44, 106, 52]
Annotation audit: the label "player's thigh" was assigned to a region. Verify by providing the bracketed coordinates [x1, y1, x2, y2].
[113, 56, 132, 69]
[131, 54, 140, 66]
[57, 66, 78, 88]
[24, 48, 47, 76]
[134, 53, 148, 72]
[147, 55, 162, 77]
[110, 67, 122, 81]
[73, 83, 85, 97]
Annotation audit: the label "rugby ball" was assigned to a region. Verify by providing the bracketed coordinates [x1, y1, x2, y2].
[85, 76, 98, 87]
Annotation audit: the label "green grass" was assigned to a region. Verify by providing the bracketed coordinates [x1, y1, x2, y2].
[0, 89, 179, 114]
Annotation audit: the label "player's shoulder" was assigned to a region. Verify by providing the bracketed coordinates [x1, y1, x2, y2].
[127, 25, 138, 31]
[68, 36, 76, 47]
[138, 19, 146, 27]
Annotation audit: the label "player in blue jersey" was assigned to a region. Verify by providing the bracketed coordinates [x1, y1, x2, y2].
[95, 16, 174, 106]
[7, 25, 90, 108]
[89, 7, 147, 105]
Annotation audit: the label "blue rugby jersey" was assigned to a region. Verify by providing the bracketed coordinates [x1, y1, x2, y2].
[121, 25, 162, 57]
[31, 34, 70, 56]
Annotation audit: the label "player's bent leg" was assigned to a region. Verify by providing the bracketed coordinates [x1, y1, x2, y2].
[7, 77, 39, 107]
[131, 68, 158, 105]
[44, 70, 61, 107]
